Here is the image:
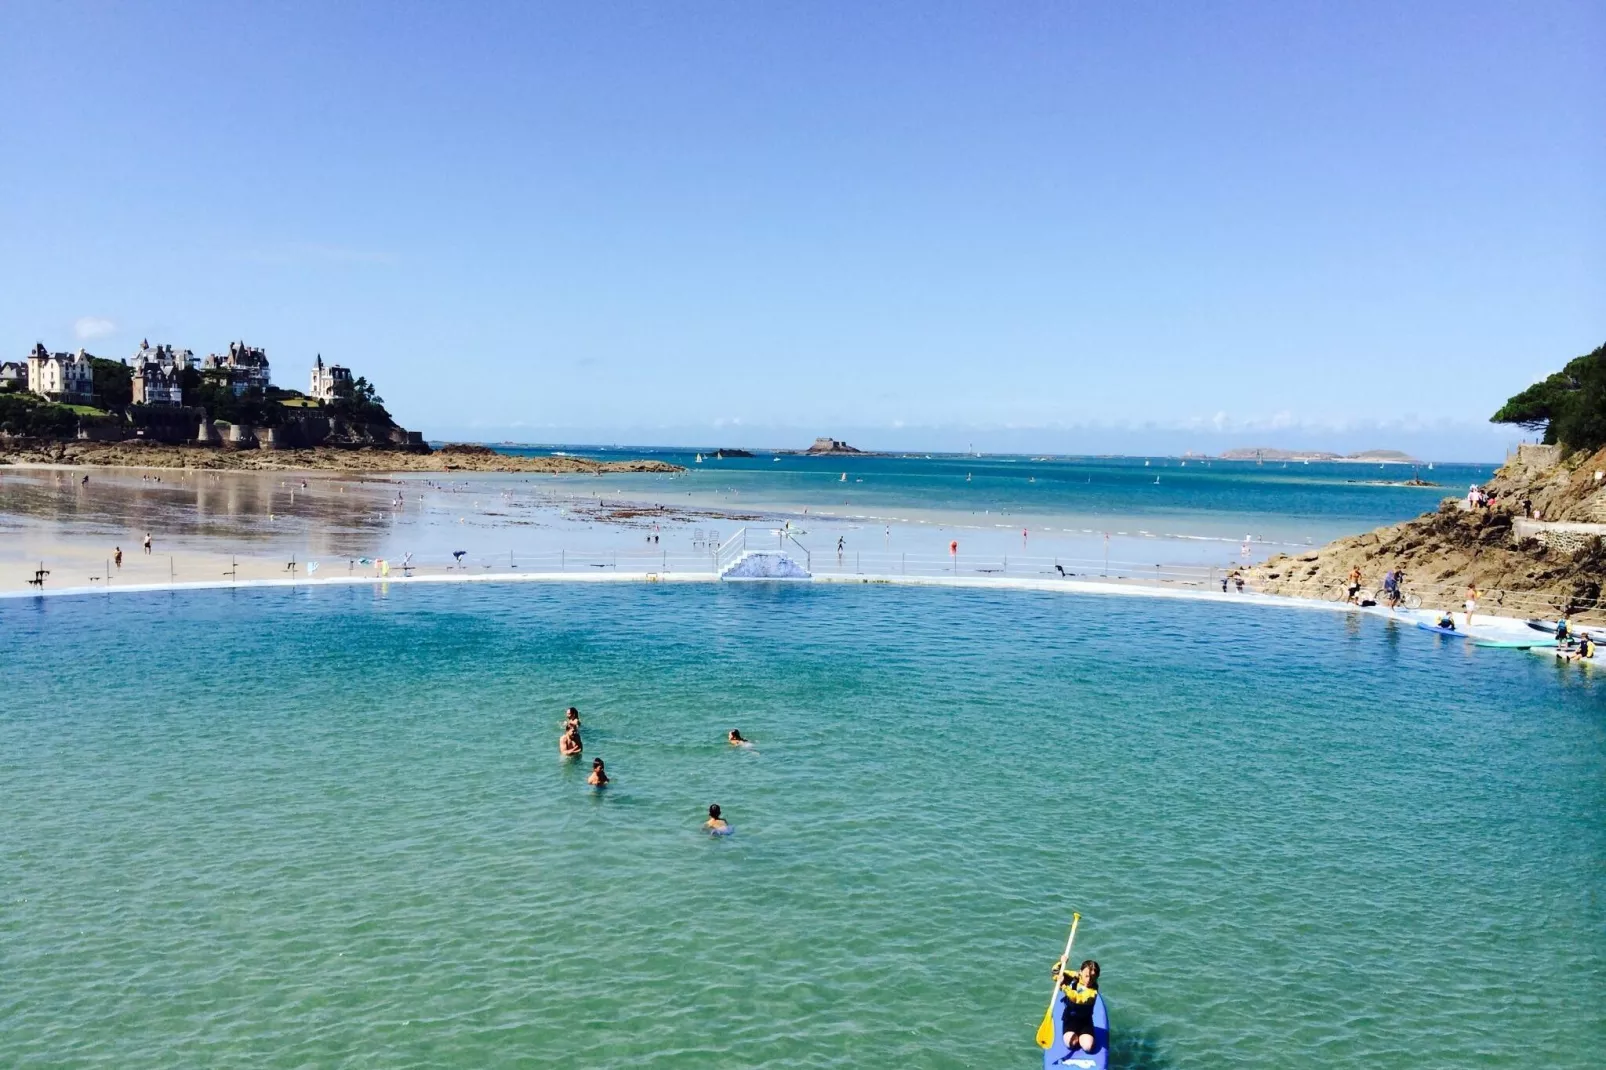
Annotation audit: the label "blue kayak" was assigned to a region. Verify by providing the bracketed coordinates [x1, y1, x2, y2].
[1417, 621, 1469, 639]
[1043, 991, 1109, 1070]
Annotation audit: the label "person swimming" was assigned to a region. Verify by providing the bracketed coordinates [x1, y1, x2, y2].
[704, 803, 729, 833]
[559, 724, 583, 757]
[565, 706, 582, 729]
[728, 729, 750, 746]
[1052, 959, 1102, 1054]
[587, 757, 609, 787]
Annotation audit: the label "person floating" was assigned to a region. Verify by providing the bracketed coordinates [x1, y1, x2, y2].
[728, 729, 750, 747]
[1052, 959, 1102, 1055]
[587, 757, 609, 787]
[704, 803, 729, 833]
[559, 724, 583, 757]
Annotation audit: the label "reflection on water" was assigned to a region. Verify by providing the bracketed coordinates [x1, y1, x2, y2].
[0, 469, 399, 557]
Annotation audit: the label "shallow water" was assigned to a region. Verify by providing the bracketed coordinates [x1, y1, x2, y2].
[3, 583, 1600, 1067]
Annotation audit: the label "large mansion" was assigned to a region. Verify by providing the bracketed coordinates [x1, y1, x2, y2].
[309, 354, 352, 401]
[6, 340, 361, 411]
[24, 344, 95, 405]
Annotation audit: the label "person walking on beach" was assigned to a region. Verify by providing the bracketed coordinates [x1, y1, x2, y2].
[143, 532, 152, 554]
[114, 546, 123, 568]
[587, 758, 609, 787]
[1464, 583, 1479, 628]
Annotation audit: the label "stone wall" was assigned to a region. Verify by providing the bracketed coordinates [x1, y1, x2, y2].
[1513, 517, 1606, 554]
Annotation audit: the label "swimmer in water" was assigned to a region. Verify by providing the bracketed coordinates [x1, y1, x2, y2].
[587, 757, 609, 787]
[704, 803, 729, 832]
[565, 706, 582, 730]
[559, 724, 583, 757]
[728, 729, 750, 746]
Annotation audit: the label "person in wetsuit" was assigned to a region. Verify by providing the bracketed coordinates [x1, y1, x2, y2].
[1052, 959, 1101, 1054]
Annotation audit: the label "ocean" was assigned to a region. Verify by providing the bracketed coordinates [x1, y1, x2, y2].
[4, 581, 1600, 1067]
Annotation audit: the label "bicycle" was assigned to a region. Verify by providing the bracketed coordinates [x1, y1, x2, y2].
[1325, 582, 1375, 605]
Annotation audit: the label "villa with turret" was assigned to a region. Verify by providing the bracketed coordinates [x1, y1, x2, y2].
[309, 354, 352, 401]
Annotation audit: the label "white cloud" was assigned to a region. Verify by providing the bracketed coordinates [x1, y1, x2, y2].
[73, 316, 116, 340]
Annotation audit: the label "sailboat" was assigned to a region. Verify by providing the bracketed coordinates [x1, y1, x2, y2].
[695, 453, 703, 463]
[839, 472, 847, 482]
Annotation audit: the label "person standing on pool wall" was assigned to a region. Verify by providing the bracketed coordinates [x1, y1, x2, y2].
[1052, 959, 1101, 1054]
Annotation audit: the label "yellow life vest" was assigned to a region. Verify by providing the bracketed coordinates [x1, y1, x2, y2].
[1061, 984, 1097, 1004]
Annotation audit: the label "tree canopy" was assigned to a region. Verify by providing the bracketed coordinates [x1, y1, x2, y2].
[1492, 342, 1606, 453]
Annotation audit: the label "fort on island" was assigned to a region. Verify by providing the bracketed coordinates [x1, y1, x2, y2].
[0, 337, 420, 450]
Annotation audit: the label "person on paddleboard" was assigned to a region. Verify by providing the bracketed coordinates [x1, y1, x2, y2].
[587, 757, 609, 787]
[1051, 959, 1101, 1054]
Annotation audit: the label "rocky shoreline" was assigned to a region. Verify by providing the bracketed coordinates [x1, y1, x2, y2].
[0, 440, 683, 475]
[1250, 445, 1606, 622]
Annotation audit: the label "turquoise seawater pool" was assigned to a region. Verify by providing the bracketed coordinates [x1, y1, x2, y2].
[3, 583, 1601, 1067]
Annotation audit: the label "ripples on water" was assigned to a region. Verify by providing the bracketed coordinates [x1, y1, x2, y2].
[2, 584, 1601, 1067]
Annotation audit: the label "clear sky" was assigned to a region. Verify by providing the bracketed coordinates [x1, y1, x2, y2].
[2, 1, 1602, 459]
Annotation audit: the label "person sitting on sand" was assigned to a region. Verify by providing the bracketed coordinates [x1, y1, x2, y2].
[559, 724, 583, 757]
[704, 803, 729, 832]
[728, 729, 750, 746]
[1051, 959, 1101, 1054]
[587, 757, 609, 787]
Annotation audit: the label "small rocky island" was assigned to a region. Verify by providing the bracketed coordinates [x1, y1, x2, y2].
[802, 437, 864, 455]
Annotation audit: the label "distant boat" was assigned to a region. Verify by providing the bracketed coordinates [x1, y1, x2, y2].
[772, 457, 780, 462]
[966, 473, 972, 482]
[1144, 460, 1150, 467]
[695, 453, 703, 463]
[840, 472, 847, 482]
[1153, 477, 1161, 484]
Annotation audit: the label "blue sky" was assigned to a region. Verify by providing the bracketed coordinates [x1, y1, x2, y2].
[2, 1, 1602, 459]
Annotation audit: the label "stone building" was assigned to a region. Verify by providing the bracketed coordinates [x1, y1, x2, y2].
[25, 343, 95, 404]
[127, 341, 192, 406]
[309, 354, 352, 401]
[201, 340, 271, 396]
[0, 361, 26, 391]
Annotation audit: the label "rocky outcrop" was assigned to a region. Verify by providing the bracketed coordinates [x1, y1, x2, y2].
[1251, 445, 1606, 621]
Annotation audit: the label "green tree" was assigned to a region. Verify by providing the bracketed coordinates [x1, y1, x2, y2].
[330, 375, 392, 423]
[1492, 342, 1606, 453]
[88, 357, 132, 411]
[0, 393, 80, 436]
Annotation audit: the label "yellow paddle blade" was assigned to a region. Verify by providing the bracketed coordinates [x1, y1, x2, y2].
[1035, 1005, 1055, 1049]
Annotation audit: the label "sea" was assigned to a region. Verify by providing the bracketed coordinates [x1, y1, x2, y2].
[4, 575, 1602, 1067]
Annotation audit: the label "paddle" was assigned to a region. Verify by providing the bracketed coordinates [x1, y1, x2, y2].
[1035, 912, 1081, 1049]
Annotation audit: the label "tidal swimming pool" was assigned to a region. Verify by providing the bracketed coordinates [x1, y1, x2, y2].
[3, 583, 1601, 1067]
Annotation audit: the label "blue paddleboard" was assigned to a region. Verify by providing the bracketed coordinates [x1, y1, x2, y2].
[1043, 991, 1109, 1070]
[1417, 621, 1469, 639]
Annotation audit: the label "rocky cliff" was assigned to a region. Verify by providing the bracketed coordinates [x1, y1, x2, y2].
[1251, 444, 1606, 622]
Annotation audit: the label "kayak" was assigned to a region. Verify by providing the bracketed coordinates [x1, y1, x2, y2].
[1417, 622, 1469, 639]
[1043, 991, 1109, 1070]
[1526, 619, 1557, 633]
